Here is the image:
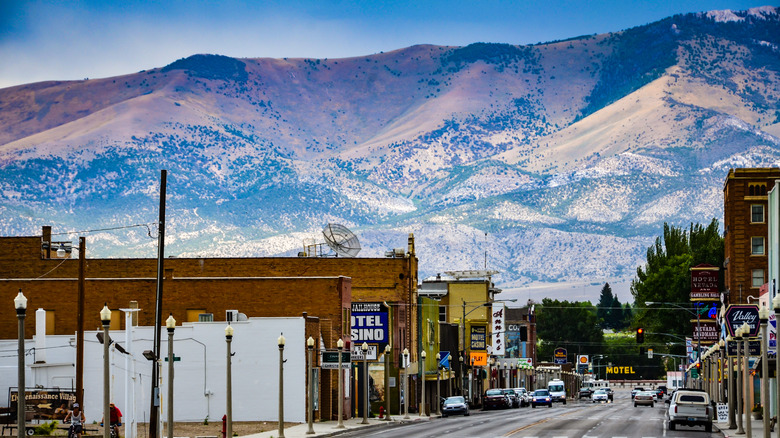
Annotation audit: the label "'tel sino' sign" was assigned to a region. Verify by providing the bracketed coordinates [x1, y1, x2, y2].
[351, 302, 389, 348]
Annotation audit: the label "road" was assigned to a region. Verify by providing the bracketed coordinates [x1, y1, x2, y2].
[337, 388, 721, 438]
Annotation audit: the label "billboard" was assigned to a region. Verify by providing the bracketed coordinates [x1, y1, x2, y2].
[351, 302, 389, 355]
[491, 304, 506, 356]
[470, 326, 487, 350]
[9, 389, 75, 420]
[690, 265, 719, 300]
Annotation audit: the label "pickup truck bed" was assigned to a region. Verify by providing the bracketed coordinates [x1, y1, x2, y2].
[667, 390, 713, 432]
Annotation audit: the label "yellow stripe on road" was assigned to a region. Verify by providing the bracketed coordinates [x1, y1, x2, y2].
[504, 408, 585, 436]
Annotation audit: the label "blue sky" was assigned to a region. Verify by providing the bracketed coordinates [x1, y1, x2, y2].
[0, 0, 776, 89]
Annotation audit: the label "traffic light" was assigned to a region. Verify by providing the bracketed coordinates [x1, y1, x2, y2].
[636, 327, 644, 343]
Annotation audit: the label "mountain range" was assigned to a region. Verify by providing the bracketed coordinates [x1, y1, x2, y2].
[1, 6, 780, 303]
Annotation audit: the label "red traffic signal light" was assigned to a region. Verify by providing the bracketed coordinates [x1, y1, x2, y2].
[636, 327, 645, 343]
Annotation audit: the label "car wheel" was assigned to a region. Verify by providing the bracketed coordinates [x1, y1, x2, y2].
[634, 403, 638, 407]
[705, 423, 712, 432]
[464, 411, 470, 416]
[442, 413, 447, 418]
[532, 405, 536, 408]
[651, 403, 654, 407]
[563, 400, 567, 405]
[548, 404, 552, 408]
[669, 421, 676, 430]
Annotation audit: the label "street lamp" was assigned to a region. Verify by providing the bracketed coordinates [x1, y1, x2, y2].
[774, 294, 780, 438]
[307, 337, 316, 434]
[224, 324, 232, 438]
[740, 323, 752, 438]
[278, 334, 285, 438]
[403, 348, 410, 419]
[361, 342, 369, 424]
[447, 355, 453, 397]
[383, 344, 391, 422]
[100, 304, 111, 438]
[14, 290, 27, 438]
[420, 350, 427, 417]
[336, 339, 346, 428]
[435, 353, 441, 416]
[760, 305, 770, 436]
[166, 315, 176, 438]
[734, 327, 745, 434]
[645, 302, 702, 369]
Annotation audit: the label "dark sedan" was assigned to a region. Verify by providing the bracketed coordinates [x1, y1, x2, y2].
[483, 389, 511, 410]
[442, 396, 469, 417]
[531, 389, 553, 408]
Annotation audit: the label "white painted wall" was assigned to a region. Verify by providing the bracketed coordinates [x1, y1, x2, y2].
[0, 317, 306, 423]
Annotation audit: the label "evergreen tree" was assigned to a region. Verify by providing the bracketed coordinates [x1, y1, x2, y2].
[608, 296, 624, 329]
[596, 283, 614, 328]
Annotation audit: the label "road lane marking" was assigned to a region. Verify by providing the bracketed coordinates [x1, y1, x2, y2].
[503, 408, 585, 436]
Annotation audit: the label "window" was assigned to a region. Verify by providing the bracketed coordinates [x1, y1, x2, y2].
[752, 269, 765, 288]
[751, 237, 765, 255]
[751, 205, 765, 223]
[439, 306, 447, 322]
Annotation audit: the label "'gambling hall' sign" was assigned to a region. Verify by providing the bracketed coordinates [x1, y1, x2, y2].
[690, 264, 719, 301]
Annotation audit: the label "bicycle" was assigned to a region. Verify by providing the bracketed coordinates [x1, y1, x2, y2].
[99, 422, 119, 438]
[65, 421, 79, 438]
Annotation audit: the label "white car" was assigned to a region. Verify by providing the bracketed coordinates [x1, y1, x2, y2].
[591, 389, 609, 403]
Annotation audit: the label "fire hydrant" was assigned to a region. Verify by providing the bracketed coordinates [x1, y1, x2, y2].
[379, 405, 385, 419]
[221, 415, 227, 438]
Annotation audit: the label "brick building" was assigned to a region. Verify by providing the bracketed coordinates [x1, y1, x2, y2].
[723, 168, 780, 304]
[0, 226, 419, 421]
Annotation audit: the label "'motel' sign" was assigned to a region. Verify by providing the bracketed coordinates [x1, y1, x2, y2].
[725, 304, 759, 337]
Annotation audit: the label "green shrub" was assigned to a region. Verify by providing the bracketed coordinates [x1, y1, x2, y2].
[34, 420, 58, 436]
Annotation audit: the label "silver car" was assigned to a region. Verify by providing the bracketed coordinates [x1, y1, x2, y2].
[591, 389, 609, 403]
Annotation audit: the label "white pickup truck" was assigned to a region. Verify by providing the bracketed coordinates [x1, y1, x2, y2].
[667, 389, 713, 432]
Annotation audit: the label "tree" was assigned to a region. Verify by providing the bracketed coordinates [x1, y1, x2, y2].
[536, 298, 605, 362]
[597, 283, 614, 328]
[631, 219, 724, 359]
[608, 296, 625, 329]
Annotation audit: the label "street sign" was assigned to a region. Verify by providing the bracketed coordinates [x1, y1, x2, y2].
[439, 351, 450, 368]
[164, 356, 181, 362]
[725, 305, 759, 337]
[648, 348, 653, 359]
[321, 350, 351, 369]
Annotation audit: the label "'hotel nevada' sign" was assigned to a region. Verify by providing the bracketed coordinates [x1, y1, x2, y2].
[690, 264, 719, 301]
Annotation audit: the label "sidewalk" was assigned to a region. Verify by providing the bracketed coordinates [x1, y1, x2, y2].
[242, 415, 434, 438]
[719, 414, 774, 438]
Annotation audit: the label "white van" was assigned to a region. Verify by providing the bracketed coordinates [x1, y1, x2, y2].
[547, 379, 567, 404]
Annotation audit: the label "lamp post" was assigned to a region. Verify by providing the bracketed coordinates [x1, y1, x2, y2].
[14, 290, 27, 438]
[773, 294, 780, 438]
[166, 315, 176, 438]
[362, 342, 369, 424]
[307, 337, 316, 434]
[760, 305, 770, 438]
[735, 326, 745, 434]
[447, 355, 453, 397]
[728, 334, 739, 431]
[101, 304, 111, 438]
[224, 324, 233, 438]
[278, 334, 285, 438]
[435, 353, 441, 416]
[741, 323, 752, 438]
[420, 350, 427, 417]
[383, 344, 391, 422]
[403, 348, 410, 419]
[336, 339, 346, 428]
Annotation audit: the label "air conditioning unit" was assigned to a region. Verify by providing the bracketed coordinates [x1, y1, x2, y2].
[198, 313, 214, 322]
[226, 310, 239, 322]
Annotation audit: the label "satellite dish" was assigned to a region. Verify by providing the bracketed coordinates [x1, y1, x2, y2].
[322, 223, 361, 257]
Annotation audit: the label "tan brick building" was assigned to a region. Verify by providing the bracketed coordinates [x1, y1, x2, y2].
[0, 226, 419, 421]
[723, 168, 780, 304]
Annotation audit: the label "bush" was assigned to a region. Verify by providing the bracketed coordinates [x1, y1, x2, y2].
[33, 420, 58, 436]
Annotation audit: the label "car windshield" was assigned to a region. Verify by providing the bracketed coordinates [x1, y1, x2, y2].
[549, 384, 564, 392]
[594, 390, 606, 394]
[486, 389, 503, 396]
[534, 390, 549, 396]
[445, 396, 465, 404]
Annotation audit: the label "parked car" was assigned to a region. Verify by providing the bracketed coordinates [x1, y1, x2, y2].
[483, 388, 511, 410]
[531, 389, 553, 408]
[578, 387, 593, 399]
[514, 388, 530, 407]
[591, 389, 609, 403]
[631, 387, 645, 399]
[667, 389, 713, 432]
[658, 385, 668, 396]
[634, 390, 655, 407]
[442, 396, 470, 417]
[503, 388, 520, 408]
[603, 387, 614, 401]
